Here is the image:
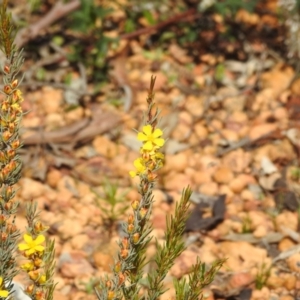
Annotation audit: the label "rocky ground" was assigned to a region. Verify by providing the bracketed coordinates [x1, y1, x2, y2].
[7, 1, 300, 300]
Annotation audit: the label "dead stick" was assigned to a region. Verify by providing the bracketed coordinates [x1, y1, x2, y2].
[120, 8, 197, 40]
[15, 0, 81, 48]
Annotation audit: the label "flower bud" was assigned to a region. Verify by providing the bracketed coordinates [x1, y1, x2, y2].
[122, 238, 129, 249]
[35, 290, 45, 300]
[139, 207, 148, 219]
[34, 258, 43, 267]
[11, 139, 20, 149]
[4, 66, 10, 73]
[114, 261, 121, 273]
[25, 284, 34, 295]
[0, 214, 6, 225]
[34, 221, 49, 233]
[107, 291, 115, 300]
[28, 270, 39, 281]
[1, 232, 7, 242]
[127, 224, 134, 233]
[8, 122, 15, 132]
[3, 85, 12, 94]
[4, 201, 13, 211]
[5, 186, 13, 199]
[133, 233, 140, 244]
[11, 79, 18, 88]
[106, 280, 112, 289]
[120, 249, 129, 259]
[127, 214, 134, 224]
[3, 130, 12, 142]
[1, 101, 9, 111]
[7, 149, 15, 160]
[0, 152, 5, 163]
[6, 223, 17, 234]
[131, 200, 139, 210]
[118, 273, 126, 286]
[147, 172, 157, 182]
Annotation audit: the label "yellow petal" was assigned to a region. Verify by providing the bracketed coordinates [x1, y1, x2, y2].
[137, 132, 147, 141]
[34, 245, 45, 252]
[143, 125, 152, 135]
[25, 249, 35, 256]
[133, 158, 142, 168]
[0, 277, 3, 285]
[154, 138, 165, 147]
[153, 128, 163, 138]
[143, 141, 153, 151]
[129, 171, 137, 178]
[24, 234, 33, 243]
[39, 275, 46, 284]
[35, 235, 45, 245]
[0, 290, 8, 297]
[18, 243, 30, 251]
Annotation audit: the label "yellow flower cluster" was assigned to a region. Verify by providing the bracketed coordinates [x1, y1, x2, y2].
[130, 124, 165, 179]
[0, 277, 8, 298]
[18, 233, 47, 298]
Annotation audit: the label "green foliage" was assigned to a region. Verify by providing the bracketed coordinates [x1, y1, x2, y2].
[210, 0, 259, 16]
[174, 259, 224, 300]
[67, 0, 118, 81]
[92, 178, 129, 233]
[290, 166, 300, 181]
[255, 263, 271, 290]
[242, 214, 253, 234]
[215, 63, 225, 83]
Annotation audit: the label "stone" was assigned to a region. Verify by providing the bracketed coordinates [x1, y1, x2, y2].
[192, 170, 212, 185]
[93, 136, 118, 159]
[170, 250, 198, 278]
[59, 251, 94, 279]
[58, 219, 83, 240]
[223, 149, 252, 173]
[65, 106, 84, 123]
[218, 241, 270, 272]
[287, 253, 300, 272]
[164, 172, 191, 191]
[213, 166, 234, 184]
[40, 87, 63, 114]
[276, 211, 298, 232]
[20, 178, 46, 200]
[194, 122, 208, 139]
[199, 181, 218, 196]
[283, 273, 297, 290]
[229, 174, 254, 193]
[47, 168, 63, 189]
[228, 272, 253, 289]
[249, 123, 278, 141]
[70, 234, 89, 250]
[251, 287, 270, 300]
[164, 151, 189, 173]
[278, 238, 296, 252]
[92, 250, 115, 272]
[253, 225, 267, 238]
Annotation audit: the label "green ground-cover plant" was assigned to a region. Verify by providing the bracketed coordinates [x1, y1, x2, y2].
[255, 262, 271, 290]
[0, 1, 55, 299]
[92, 178, 129, 236]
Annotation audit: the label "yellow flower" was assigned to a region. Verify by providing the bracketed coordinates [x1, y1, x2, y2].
[129, 158, 146, 178]
[38, 274, 46, 284]
[20, 262, 35, 272]
[137, 125, 165, 151]
[0, 277, 8, 297]
[18, 234, 45, 256]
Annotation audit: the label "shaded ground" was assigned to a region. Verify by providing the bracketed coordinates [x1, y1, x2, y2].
[7, 1, 300, 300]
